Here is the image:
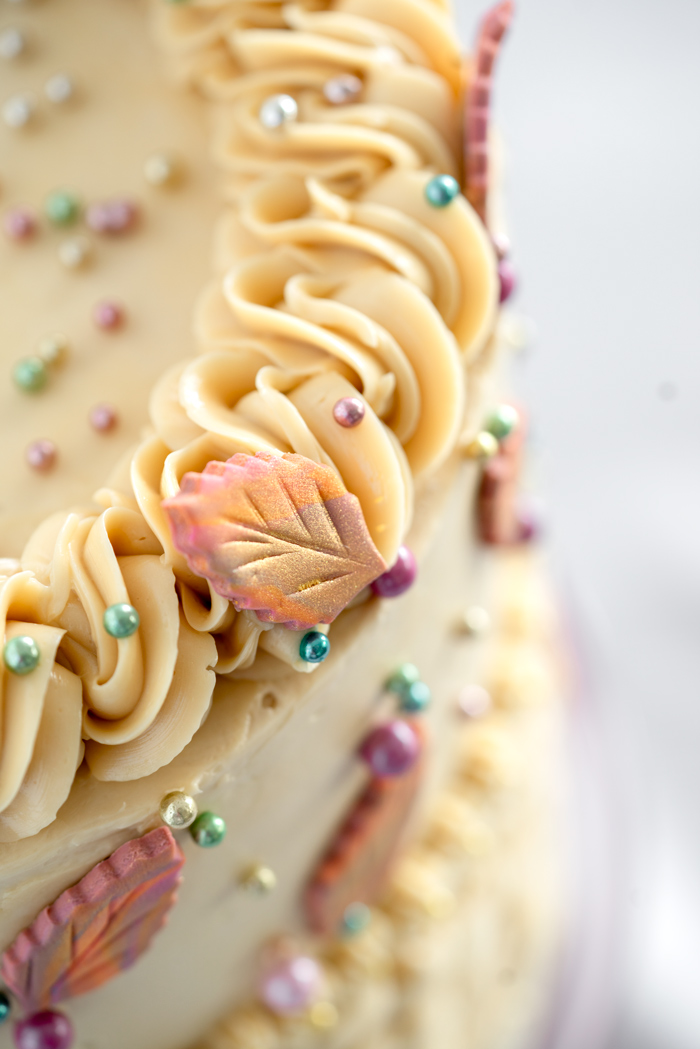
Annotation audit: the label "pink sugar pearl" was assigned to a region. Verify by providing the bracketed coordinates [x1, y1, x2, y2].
[93, 300, 124, 330]
[457, 684, 492, 719]
[333, 396, 365, 428]
[359, 719, 421, 777]
[258, 955, 322, 1016]
[13, 1010, 74, 1049]
[498, 259, 517, 304]
[4, 207, 37, 241]
[26, 439, 57, 472]
[86, 198, 139, 235]
[89, 403, 118, 431]
[370, 545, 416, 598]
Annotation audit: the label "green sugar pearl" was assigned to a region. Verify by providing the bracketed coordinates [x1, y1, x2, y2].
[424, 174, 460, 208]
[0, 990, 10, 1024]
[398, 679, 432, 714]
[189, 811, 226, 848]
[103, 603, 140, 638]
[45, 190, 80, 226]
[385, 663, 420, 695]
[13, 356, 48, 393]
[4, 635, 40, 675]
[299, 630, 330, 664]
[485, 404, 520, 442]
[342, 901, 372, 937]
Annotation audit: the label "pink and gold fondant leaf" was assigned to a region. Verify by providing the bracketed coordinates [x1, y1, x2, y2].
[162, 451, 386, 631]
[1, 827, 184, 1012]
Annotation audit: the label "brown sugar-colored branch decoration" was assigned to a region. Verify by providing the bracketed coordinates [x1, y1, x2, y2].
[464, 0, 515, 225]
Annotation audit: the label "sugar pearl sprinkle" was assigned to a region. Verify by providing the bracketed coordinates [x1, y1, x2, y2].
[0, 26, 25, 60]
[26, 439, 57, 472]
[103, 602, 140, 638]
[323, 74, 362, 106]
[189, 811, 227, 848]
[464, 431, 498, 460]
[3, 635, 40, 676]
[259, 93, 298, 130]
[44, 73, 74, 105]
[58, 236, 91, 269]
[93, 300, 124, 330]
[461, 605, 491, 636]
[2, 94, 33, 129]
[258, 955, 322, 1017]
[159, 791, 198, 830]
[333, 396, 365, 428]
[86, 198, 138, 235]
[13, 356, 48, 393]
[359, 720, 421, 778]
[457, 684, 492, 719]
[89, 403, 118, 432]
[14, 1010, 74, 1049]
[38, 334, 69, 366]
[144, 152, 179, 187]
[3, 206, 36, 241]
[241, 864, 277, 895]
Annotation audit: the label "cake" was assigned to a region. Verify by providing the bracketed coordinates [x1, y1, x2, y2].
[0, 2, 565, 1049]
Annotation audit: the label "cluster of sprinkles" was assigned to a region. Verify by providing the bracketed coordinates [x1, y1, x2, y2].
[3, 26, 186, 476]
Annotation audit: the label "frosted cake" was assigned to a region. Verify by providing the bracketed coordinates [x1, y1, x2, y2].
[0, 2, 565, 1048]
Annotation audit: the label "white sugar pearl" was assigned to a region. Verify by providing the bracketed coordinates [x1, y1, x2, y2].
[259, 93, 298, 130]
[2, 94, 33, 128]
[323, 74, 362, 106]
[0, 27, 25, 59]
[44, 73, 74, 104]
[58, 236, 91, 269]
[144, 152, 179, 186]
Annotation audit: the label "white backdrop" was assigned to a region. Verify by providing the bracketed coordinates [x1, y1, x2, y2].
[454, 0, 700, 1045]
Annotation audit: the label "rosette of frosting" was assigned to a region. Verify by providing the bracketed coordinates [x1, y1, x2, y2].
[0, 568, 83, 843]
[21, 503, 217, 783]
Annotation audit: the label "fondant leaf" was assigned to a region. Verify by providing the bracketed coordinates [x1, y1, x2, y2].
[162, 451, 386, 630]
[1, 827, 184, 1011]
[464, 0, 515, 224]
[305, 722, 425, 935]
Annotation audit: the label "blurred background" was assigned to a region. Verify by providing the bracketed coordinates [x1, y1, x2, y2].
[453, 0, 700, 1045]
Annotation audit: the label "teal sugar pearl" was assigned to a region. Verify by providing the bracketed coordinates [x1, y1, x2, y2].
[385, 663, 420, 695]
[189, 811, 226, 848]
[485, 404, 520, 442]
[299, 630, 330, 664]
[3, 635, 40, 675]
[13, 356, 48, 393]
[103, 603, 140, 638]
[424, 174, 460, 208]
[398, 679, 432, 714]
[342, 901, 372, 937]
[45, 191, 80, 226]
[0, 991, 10, 1024]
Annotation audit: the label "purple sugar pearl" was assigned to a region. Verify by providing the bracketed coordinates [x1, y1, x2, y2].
[517, 509, 538, 543]
[14, 1011, 74, 1049]
[86, 199, 138, 235]
[359, 719, 421, 778]
[4, 207, 37, 242]
[333, 396, 365, 428]
[258, 955, 321, 1016]
[370, 545, 416, 598]
[26, 439, 57, 472]
[93, 300, 124, 331]
[89, 403, 118, 432]
[498, 258, 517, 304]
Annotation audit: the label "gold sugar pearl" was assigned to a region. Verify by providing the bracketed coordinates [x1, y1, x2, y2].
[144, 152, 181, 187]
[460, 606, 491, 637]
[240, 864, 277, 895]
[159, 790, 198, 829]
[463, 430, 499, 460]
[38, 334, 70, 367]
[308, 1002, 339, 1030]
[58, 236, 91, 269]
